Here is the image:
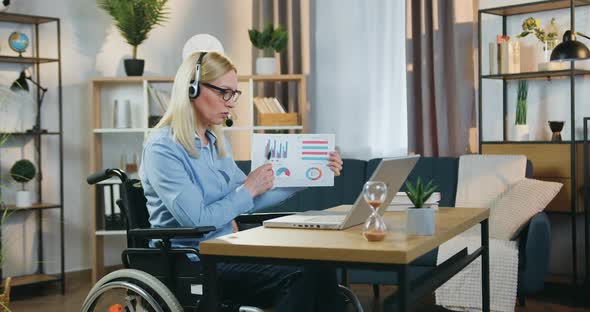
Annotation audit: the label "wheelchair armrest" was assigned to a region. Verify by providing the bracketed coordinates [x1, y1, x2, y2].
[128, 226, 216, 240]
[235, 212, 296, 225]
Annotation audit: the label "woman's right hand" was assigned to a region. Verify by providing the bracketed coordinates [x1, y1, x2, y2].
[243, 164, 274, 197]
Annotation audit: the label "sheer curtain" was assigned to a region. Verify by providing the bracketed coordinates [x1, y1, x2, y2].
[312, 0, 407, 159]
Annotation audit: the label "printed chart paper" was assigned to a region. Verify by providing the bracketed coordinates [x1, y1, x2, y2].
[251, 134, 335, 187]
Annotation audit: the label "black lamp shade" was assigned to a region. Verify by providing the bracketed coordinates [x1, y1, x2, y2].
[550, 30, 590, 61]
[10, 71, 29, 91]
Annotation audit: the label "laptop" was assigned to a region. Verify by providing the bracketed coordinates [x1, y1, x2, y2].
[263, 155, 420, 230]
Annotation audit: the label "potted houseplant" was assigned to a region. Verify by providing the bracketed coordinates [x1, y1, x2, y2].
[405, 177, 438, 236]
[514, 80, 529, 141]
[516, 17, 561, 70]
[0, 134, 13, 311]
[98, 0, 169, 76]
[248, 23, 288, 74]
[10, 159, 36, 208]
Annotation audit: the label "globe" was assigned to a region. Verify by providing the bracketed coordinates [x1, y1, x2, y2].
[9, 32, 29, 54]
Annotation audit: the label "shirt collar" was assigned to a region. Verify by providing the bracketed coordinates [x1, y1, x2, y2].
[195, 129, 217, 147]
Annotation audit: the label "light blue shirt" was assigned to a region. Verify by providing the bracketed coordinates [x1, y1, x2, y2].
[139, 126, 301, 251]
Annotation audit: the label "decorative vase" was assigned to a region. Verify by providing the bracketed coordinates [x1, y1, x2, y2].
[124, 59, 144, 76]
[406, 207, 435, 236]
[513, 124, 530, 141]
[113, 100, 131, 128]
[255, 57, 276, 75]
[548, 120, 565, 142]
[15, 190, 31, 208]
[538, 39, 564, 71]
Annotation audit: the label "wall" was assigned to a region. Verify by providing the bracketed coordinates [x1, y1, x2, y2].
[480, 0, 588, 277]
[0, 0, 252, 275]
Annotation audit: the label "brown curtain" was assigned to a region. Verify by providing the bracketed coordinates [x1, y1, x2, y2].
[406, 0, 478, 157]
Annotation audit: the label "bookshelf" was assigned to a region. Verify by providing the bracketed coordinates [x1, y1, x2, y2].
[478, 0, 590, 286]
[0, 12, 64, 293]
[89, 74, 309, 283]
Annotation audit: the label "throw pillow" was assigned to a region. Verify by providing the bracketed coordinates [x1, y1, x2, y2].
[490, 178, 562, 240]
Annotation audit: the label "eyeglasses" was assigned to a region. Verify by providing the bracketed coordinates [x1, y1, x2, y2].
[202, 82, 242, 102]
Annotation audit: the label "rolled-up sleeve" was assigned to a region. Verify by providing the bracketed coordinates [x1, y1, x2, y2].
[143, 141, 254, 228]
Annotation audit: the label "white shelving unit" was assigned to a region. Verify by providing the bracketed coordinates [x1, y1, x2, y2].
[89, 74, 309, 283]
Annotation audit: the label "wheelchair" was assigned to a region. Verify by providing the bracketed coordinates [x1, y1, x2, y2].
[82, 169, 363, 312]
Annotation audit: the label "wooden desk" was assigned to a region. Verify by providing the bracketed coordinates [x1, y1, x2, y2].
[200, 207, 490, 311]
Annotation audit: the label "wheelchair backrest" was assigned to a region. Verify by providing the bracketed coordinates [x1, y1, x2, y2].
[120, 179, 151, 247]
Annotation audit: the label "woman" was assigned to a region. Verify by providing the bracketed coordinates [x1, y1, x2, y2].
[139, 51, 345, 311]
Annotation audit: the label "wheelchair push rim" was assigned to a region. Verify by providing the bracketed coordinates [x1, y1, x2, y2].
[82, 280, 165, 312]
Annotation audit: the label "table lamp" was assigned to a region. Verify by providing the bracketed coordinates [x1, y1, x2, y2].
[10, 70, 48, 134]
[550, 30, 590, 61]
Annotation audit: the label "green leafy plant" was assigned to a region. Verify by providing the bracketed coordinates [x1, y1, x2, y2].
[10, 159, 36, 191]
[404, 177, 438, 209]
[248, 23, 288, 57]
[97, 0, 169, 59]
[0, 134, 13, 311]
[517, 17, 558, 48]
[516, 80, 528, 125]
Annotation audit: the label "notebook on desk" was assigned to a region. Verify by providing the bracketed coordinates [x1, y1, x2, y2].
[263, 155, 420, 230]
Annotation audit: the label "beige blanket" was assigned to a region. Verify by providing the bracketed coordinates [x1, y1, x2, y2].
[435, 155, 526, 312]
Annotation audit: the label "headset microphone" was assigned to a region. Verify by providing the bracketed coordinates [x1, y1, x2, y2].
[224, 114, 234, 127]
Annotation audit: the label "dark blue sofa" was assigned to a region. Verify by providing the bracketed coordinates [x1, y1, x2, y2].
[236, 157, 551, 301]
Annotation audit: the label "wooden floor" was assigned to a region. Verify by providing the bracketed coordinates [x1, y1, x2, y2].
[8, 272, 590, 311]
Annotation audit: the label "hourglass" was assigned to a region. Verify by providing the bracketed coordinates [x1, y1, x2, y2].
[362, 181, 388, 242]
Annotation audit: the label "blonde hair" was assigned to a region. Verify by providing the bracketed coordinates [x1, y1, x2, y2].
[155, 51, 236, 158]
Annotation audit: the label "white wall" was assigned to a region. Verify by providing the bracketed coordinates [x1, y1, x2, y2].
[480, 0, 588, 277]
[0, 0, 252, 275]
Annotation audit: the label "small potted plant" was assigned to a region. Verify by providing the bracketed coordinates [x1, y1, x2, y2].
[98, 0, 169, 76]
[405, 177, 438, 236]
[514, 80, 529, 141]
[10, 159, 36, 208]
[248, 23, 288, 74]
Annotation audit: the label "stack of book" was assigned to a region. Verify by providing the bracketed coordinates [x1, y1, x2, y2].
[386, 192, 441, 211]
[489, 35, 520, 74]
[147, 85, 170, 127]
[254, 97, 286, 114]
[97, 180, 125, 230]
[254, 96, 299, 126]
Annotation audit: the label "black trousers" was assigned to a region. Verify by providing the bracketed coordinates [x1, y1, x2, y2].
[217, 263, 345, 312]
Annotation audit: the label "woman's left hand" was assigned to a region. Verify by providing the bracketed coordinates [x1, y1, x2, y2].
[328, 151, 344, 176]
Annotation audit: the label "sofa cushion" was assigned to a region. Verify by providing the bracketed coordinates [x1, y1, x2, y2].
[490, 178, 561, 240]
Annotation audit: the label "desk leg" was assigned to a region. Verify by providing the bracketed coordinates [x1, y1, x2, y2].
[398, 265, 410, 312]
[202, 256, 219, 312]
[481, 219, 490, 312]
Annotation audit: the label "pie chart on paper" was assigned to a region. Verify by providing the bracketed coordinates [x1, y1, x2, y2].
[275, 167, 291, 177]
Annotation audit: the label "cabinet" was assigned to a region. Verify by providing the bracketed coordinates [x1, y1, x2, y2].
[0, 13, 64, 292]
[478, 0, 589, 285]
[90, 74, 308, 282]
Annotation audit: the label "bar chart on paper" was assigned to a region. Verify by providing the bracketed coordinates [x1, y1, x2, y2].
[252, 134, 335, 187]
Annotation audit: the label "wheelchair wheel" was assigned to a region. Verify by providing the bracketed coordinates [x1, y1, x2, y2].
[338, 285, 364, 312]
[81, 269, 183, 312]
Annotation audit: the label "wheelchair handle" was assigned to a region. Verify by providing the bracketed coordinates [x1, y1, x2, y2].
[87, 168, 128, 185]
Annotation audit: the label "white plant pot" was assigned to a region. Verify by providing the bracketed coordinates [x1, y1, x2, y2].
[406, 207, 435, 236]
[513, 124, 530, 141]
[255, 57, 276, 75]
[16, 190, 32, 208]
